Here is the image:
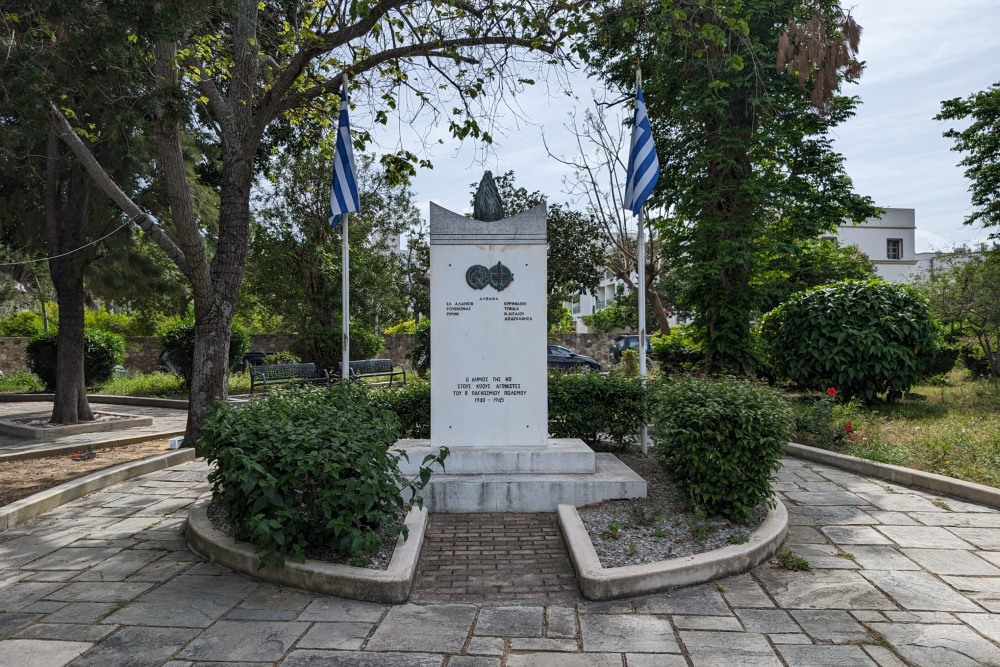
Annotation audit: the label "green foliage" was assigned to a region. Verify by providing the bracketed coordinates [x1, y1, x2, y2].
[384, 319, 416, 335]
[0, 311, 44, 337]
[960, 343, 992, 380]
[760, 280, 939, 403]
[581, 302, 634, 333]
[289, 324, 383, 373]
[408, 319, 431, 377]
[937, 83, 1000, 230]
[26, 329, 126, 391]
[98, 371, 186, 398]
[200, 385, 446, 567]
[548, 373, 645, 448]
[369, 380, 431, 438]
[584, 1, 879, 372]
[650, 325, 703, 373]
[776, 548, 811, 571]
[651, 376, 793, 522]
[919, 341, 959, 380]
[618, 349, 640, 378]
[83, 309, 160, 336]
[0, 370, 45, 394]
[794, 390, 861, 451]
[264, 351, 301, 365]
[160, 320, 250, 385]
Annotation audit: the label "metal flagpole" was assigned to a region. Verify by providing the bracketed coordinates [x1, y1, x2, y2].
[340, 74, 350, 384]
[636, 67, 649, 455]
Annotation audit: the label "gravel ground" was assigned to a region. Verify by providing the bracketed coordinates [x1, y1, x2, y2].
[578, 452, 767, 568]
[207, 501, 399, 570]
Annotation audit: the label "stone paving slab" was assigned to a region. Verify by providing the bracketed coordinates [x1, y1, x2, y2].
[3, 455, 1000, 664]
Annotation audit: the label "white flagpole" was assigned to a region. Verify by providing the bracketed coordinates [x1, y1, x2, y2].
[340, 74, 351, 383]
[636, 67, 649, 455]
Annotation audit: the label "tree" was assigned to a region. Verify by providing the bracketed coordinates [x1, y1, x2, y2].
[937, 83, 1000, 232]
[28, 0, 587, 444]
[583, 0, 879, 372]
[912, 246, 1000, 379]
[756, 238, 877, 313]
[476, 171, 606, 329]
[245, 150, 415, 333]
[547, 107, 674, 334]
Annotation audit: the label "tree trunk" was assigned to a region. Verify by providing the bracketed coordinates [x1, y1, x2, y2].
[647, 287, 672, 336]
[45, 127, 94, 424]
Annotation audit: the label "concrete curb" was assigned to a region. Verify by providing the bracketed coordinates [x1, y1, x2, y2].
[186, 497, 428, 604]
[786, 441, 1000, 509]
[558, 500, 788, 600]
[0, 448, 196, 532]
[0, 394, 189, 410]
[0, 412, 153, 439]
[0, 430, 187, 463]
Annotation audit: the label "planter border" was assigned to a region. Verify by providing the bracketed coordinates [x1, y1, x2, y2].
[786, 441, 1000, 509]
[558, 500, 787, 600]
[0, 448, 196, 531]
[186, 496, 427, 604]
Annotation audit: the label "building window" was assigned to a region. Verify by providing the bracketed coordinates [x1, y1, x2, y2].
[887, 238, 902, 260]
[821, 236, 836, 243]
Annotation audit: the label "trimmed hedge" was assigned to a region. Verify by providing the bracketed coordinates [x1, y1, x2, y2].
[651, 376, 793, 522]
[160, 319, 250, 384]
[26, 329, 125, 391]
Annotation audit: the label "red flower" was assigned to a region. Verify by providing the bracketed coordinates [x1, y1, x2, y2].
[843, 421, 854, 433]
[826, 387, 838, 398]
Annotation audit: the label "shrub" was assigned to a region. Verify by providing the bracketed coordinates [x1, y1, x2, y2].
[960, 342, 993, 379]
[919, 341, 959, 380]
[370, 379, 431, 438]
[160, 319, 250, 384]
[759, 280, 938, 403]
[0, 311, 44, 337]
[0, 370, 45, 393]
[549, 372, 645, 448]
[27, 329, 126, 391]
[650, 376, 793, 522]
[264, 351, 301, 365]
[200, 385, 447, 567]
[408, 319, 430, 377]
[793, 388, 861, 450]
[384, 319, 417, 335]
[650, 325, 702, 372]
[289, 324, 384, 374]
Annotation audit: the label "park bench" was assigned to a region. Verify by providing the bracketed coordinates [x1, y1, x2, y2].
[249, 362, 330, 395]
[338, 358, 407, 386]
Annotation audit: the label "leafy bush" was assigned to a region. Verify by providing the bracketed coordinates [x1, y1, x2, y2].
[549, 372, 645, 448]
[264, 351, 301, 365]
[370, 379, 431, 438]
[289, 324, 384, 374]
[160, 319, 251, 384]
[384, 319, 416, 335]
[759, 280, 938, 403]
[960, 342, 993, 379]
[919, 341, 959, 380]
[0, 370, 45, 393]
[200, 385, 447, 567]
[98, 371, 186, 397]
[650, 324, 702, 372]
[793, 388, 861, 450]
[26, 329, 126, 391]
[651, 376, 793, 522]
[0, 311, 44, 337]
[408, 319, 430, 377]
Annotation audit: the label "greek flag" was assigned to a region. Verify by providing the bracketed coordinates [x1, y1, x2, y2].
[623, 84, 659, 215]
[329, 90, 360, 229]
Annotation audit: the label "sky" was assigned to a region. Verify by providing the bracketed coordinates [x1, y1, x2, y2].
[372, 0, 1000, 253]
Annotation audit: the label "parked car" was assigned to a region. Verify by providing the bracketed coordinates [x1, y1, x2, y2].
[547, 344, 601, 372]
[610, 334, 652, 364]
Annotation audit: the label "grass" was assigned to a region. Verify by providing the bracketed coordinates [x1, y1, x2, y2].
[793, 371, 1000, 489]
[0, 369, 255, 399]
[0, 370, 45, 393]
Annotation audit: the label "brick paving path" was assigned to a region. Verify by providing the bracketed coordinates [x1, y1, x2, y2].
[3, 457, 1000, 665]
[411, 513, 581, 603]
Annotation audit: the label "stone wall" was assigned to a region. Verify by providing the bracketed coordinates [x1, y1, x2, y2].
[0, 334, 294, 374]
[379, 332, 620, 369]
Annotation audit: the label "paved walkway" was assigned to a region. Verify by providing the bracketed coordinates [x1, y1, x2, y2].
[0, 402, 186, 460]
[2, 457, 1000, 665]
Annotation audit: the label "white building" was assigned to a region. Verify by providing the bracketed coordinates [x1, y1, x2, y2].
[827, 208, 918, 282]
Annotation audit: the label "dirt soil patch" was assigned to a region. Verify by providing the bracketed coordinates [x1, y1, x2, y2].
[0, 439, 171, 506]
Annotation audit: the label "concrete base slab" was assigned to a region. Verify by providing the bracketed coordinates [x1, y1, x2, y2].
[411, 452, 646, 512]
[395, 438, 596, 475]
[559, 500, 788, 600]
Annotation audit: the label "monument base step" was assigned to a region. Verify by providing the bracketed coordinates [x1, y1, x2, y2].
[394, 438, 596, 475]
[407, 453, 647, 513]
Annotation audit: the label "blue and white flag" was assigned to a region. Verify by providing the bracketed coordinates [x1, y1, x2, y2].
[329, 90, 360, 229]
[623, 84, 659, 215]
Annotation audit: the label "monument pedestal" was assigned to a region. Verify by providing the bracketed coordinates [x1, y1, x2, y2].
[395, 439, 646, 512]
